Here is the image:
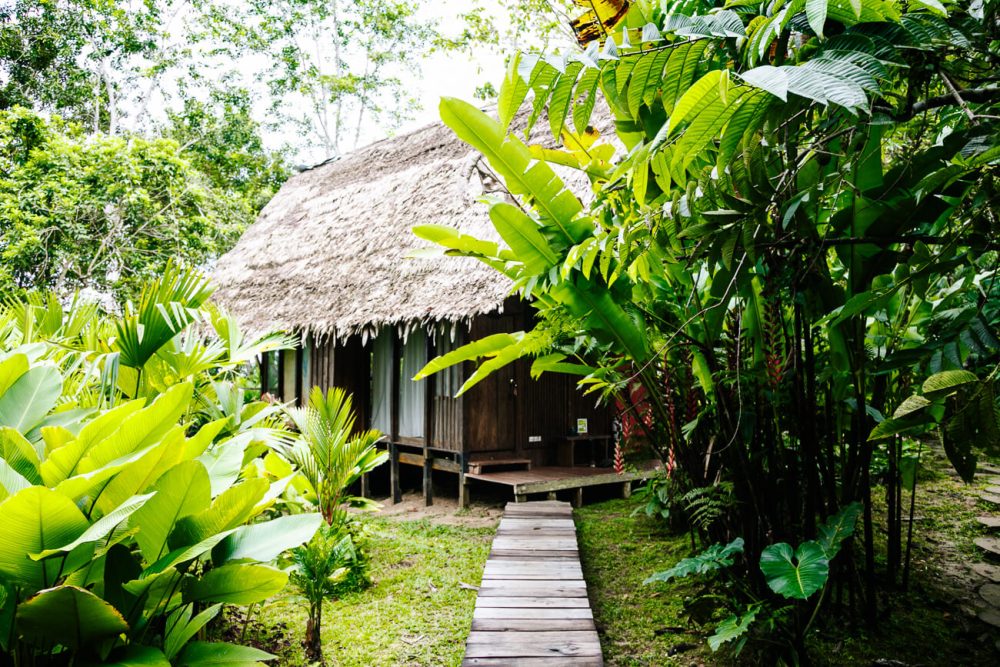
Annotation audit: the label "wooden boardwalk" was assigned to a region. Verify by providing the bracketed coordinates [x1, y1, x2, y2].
[463, 501, 603, 666]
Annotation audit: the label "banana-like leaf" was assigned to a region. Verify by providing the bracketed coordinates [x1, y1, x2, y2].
[439, 97, 587, 243]
[175, 641, 275, 666]
[489, 202, 560, 273]
[83, 645, 170, 666]
[133, 461, 212, 563]
[806, 0, 828, 38]
[551, 279, 651, 364]
[0, 364, 62, 435]
[15, 585, 128, 649]
[184, 564, 287, 606]
[0, 458, 30, 501]
[212, 512, 323, 564]
[169, 478, 269, 550]
[32, 492, 154, 561]
[759, 541, 829, 599]
[165, 604, 222, 660]
[413, 333, 523, 381]
[0, 486, 89, 589]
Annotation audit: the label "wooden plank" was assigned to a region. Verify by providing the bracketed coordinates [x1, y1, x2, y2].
[472, 619, 596, 632]
[474, 596, 590, 608]
[464, 658, 603, 667]
[464, 635, 601, 658]
[473, 607, 593, 620]
[478, 584, 588, 598]
[490, 550, 579, 559]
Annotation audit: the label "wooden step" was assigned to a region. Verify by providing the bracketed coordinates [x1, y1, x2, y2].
[469, 458, 533, 475]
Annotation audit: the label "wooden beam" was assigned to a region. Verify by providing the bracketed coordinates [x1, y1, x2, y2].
[459, 453, 469, 510]
[423, 334, 435, 507]
[294, 338, 304, 406]
[510, 469, 654, 495]
[389, 442, 401, 504]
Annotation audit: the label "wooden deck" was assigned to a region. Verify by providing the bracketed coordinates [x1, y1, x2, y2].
[464, 501, 603, 666]
[466, 464, 660, 505]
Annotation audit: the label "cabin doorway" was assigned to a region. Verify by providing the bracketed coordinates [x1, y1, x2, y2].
[465, 313, 518, 454]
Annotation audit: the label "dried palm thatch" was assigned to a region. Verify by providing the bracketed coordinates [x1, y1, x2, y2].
[212, 107, 612, 341]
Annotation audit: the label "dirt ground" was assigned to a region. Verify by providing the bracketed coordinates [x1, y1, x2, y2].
[367, 492, 504, 528]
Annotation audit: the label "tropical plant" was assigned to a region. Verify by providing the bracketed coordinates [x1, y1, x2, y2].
[416, 0, 1000, 644]
[278, 386, 387, 662]
[0, 265, 318, 665]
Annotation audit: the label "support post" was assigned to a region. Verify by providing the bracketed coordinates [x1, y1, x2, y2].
[422, 454, 433, 507]
[360, 473, 370, 499]
[547, 492, 557, 501]
[573, 487, 583, 508]
[389, 443, 401, 504]
[622, 481, 632, 499]
[515, 493, 527, 503]
[458, 453, 469, 510]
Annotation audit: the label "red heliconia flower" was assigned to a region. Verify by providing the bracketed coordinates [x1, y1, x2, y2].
[614, 440, 625, 475]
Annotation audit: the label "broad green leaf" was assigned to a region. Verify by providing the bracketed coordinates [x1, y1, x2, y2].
[32, 492, 154, 560]
[0, 364, 62, 435]
[552, 279, 651, 364]
[133, 461, 212, 562]
[175, 641, 275, 666]
[739, 66, 788, 101]
[83, 645, 170, 666]
[77, 383, 192, 474]
[663, 70, 724, 142]
[760, 541, 829, 599]
[93, 428, 185, 516]
[39, 399, 145, 486]
[816, 502, 862, 559]
[891, 394, 932, 419]
[709, 605, 759, 652]
[806, 0, 828, 38]
[498, 53, 530, 129]
[489, 202, 559, 273]
[0, 486, 89, 588]
[184, 564, 288, 605]
[0, 458, 31, 501]
[921, 370, 979, 398]
[16, 585, 128, 649]
[0, 354, 29, 397]
[440, 97, 586, 243]
[645, 538, 744, 583]
[212, 512, 323, 564]
[197, 435, 249, 497]
[169, 478, 269, 550]
[414, 333, 523, 381]
[165, 604, 222, 660]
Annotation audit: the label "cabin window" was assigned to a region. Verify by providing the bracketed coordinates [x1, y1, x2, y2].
[371, 331, 393, 434]
[398, 330, 427, 439]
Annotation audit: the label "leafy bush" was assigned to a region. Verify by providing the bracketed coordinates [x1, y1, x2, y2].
[0, 264, 319, 665]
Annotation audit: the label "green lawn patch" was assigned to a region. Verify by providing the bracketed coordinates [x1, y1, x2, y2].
[235, 516, 494, 666]
[575, 498, 711, 666]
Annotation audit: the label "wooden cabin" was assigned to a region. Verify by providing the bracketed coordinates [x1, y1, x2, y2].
[212, 111, 655, 506]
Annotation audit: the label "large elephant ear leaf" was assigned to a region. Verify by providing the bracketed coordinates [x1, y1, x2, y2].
[15, 585, 128, 649]
[759, 541, 829, 600]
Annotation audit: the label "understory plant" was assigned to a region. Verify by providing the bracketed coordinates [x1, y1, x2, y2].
[645, 503, 863, 660]
[279, 387, 387, 664]
[0, 264, 320, 666]
[415, 0, 1000, 655]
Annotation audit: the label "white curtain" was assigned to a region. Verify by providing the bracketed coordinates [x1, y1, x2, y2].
[371, 331, 393, 434]
[398, 330, 427, 438]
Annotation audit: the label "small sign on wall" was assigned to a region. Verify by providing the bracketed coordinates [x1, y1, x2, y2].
[576, 418, 589, 435]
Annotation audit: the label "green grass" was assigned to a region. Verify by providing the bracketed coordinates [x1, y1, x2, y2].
[575, 498, 712, 666]
[236, 517, 494, 666]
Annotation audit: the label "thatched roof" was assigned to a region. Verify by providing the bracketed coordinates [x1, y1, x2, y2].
[212, 107, 611, 341]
